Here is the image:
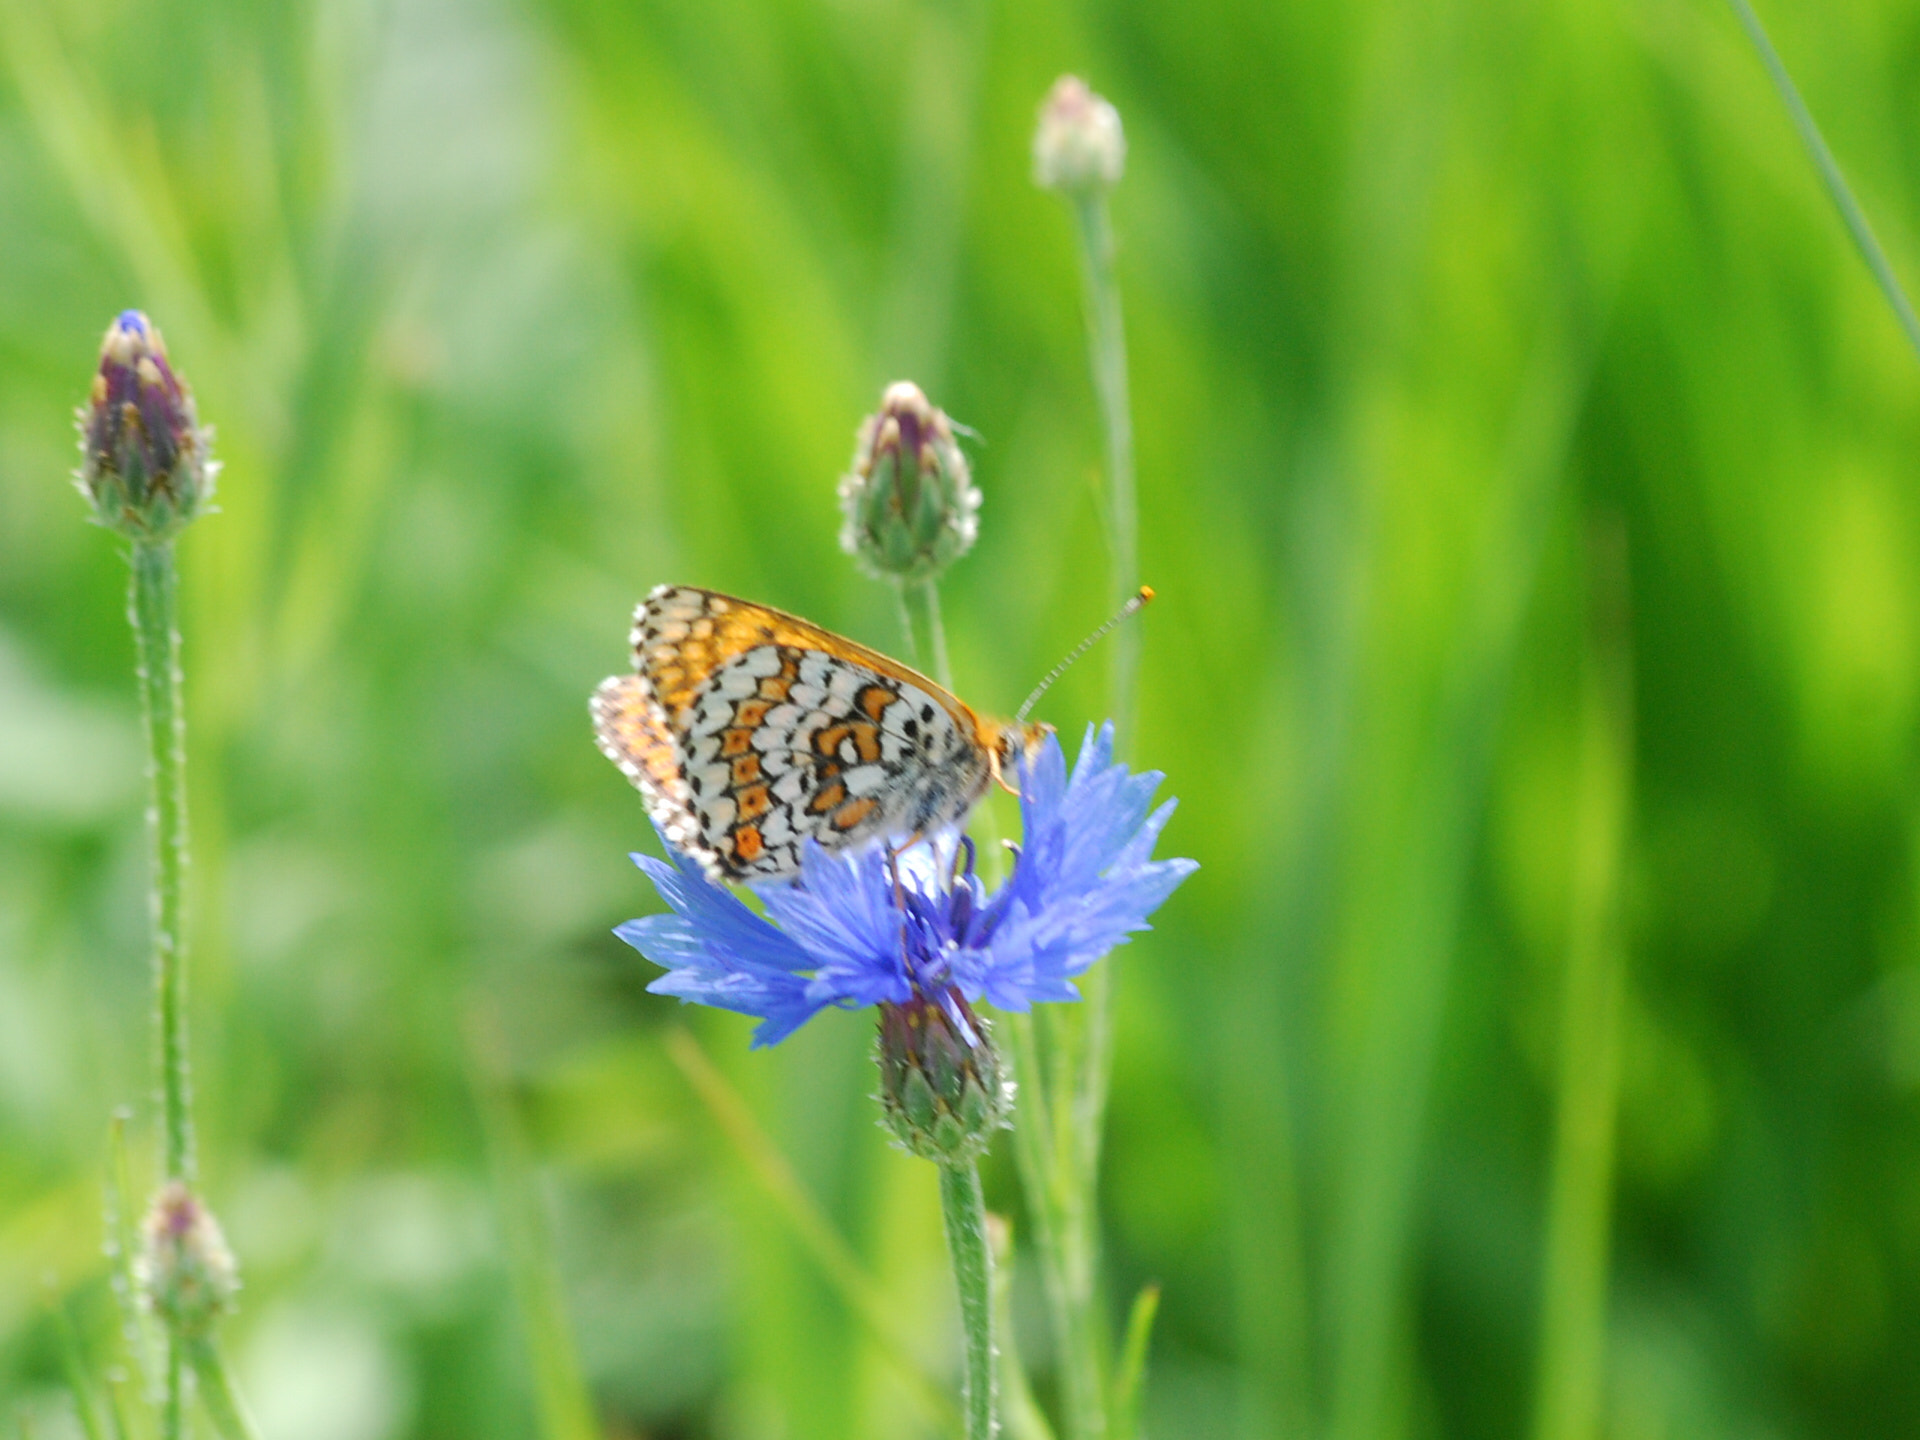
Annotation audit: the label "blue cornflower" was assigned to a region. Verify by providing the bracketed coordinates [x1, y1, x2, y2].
[615, 722, 1196, 1048]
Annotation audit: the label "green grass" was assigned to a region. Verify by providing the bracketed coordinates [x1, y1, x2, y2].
[5, 0, 1920, 1436]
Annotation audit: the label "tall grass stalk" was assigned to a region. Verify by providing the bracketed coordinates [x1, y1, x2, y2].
[1724, 0, 1920, 364]
[1531, 527, 1632, 1440]
[468, 1007, 601, 1440]
[663, 1029, 962, 1433]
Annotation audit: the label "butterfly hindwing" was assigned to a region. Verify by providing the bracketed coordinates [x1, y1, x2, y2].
[594, 586, 996, 880]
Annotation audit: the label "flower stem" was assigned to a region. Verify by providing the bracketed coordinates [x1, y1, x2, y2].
[131, 539, 197, 1440]
[921, 579, 953, 691]
[130, 539, 195, 1186]
[897, 578, 954, 686]
[1008, 1010, 1107, 1440]
[1069, 192, 1138, 740]
[1724, 0, 1920, 365]
[1022, 183, 1138, 1440]
[940, 1159, 998, 1440]
[161, 1340, 184, 1440]
[186, 1339, 261, 1440]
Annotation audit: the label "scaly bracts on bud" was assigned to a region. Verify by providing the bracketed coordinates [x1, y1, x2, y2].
[878, 991, 1012, 1162]
[76, 312, 216, 540]
[838, 381, 980, 585]
[137, 1182, 239, 1340]
[1033, 76, 1126, 195]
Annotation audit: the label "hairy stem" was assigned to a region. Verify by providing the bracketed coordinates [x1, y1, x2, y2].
[131, 539, 196, 1440]
[130, 539, 194, 1185]
[941, 1159, 998, 1440]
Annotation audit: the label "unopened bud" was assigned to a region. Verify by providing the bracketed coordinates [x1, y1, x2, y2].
[76, 312, 216, 540]
[1033, 76, 1125, 194]
[876, 992, 1011, 1162]
[137, 1181, 238, 1337]
[838, 381, 979, 585]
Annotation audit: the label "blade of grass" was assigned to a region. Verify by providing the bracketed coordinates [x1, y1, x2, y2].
[987, 1214, 1057, 1440]
[466, 1005, 603, 1440]
[1723, 0, 1920, 364]
[1110, 1283, 1160, 1440]
[185, 1340, 261, 1440]
[46, 1287, 109, 1440]
[1530, 521, 1633, 1440]
[663, 1027, 962, 1436]
[104, 1114, 161, 1403]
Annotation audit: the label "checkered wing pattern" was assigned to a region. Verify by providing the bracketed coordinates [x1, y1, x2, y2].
[593, 586, 1000, 881]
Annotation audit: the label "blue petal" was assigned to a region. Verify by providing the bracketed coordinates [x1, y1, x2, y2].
[757, 842, 910, 1008]
[612, 835, 826, 1046]
[609, 724, 1195, 1042]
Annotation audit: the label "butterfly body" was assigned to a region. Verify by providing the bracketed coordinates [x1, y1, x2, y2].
[593, 585, 1046, 881]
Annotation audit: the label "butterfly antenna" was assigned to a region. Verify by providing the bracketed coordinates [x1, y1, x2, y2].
[1015, 586, 1154, 724]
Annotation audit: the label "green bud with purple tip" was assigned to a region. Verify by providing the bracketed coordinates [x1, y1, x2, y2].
[76, 311, 216, 540]
[877, 992, 1012, 1163]
[137, 1182, 239, 1339]
[1033, 75, 1125, 196]
[839, 381, 980, 585]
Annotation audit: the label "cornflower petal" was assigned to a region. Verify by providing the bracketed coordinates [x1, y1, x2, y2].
[614, 848, 826, 1045]
[611, 724, 1194, 1043]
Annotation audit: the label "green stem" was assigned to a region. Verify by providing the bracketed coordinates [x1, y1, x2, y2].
[1725, 0, 1920, 365]
[895, 583, 923, 669]
[898, 578, 954, 687]
[105, 1112, 163, 1400]
[187, 1339, 261, 1440]
[130, 539, 194, 1185]
[988, 1215, 1058, 1440]
[162, 1339, 183, 1440]
[940, 1160, 998, 1440]
[48, 1288, 109, 1440]
[467, 1007, 601, 1440]
[921, 579, 953, 690]
[1531, 527, 1633, 1440]
[1008, 1009, 1106, 1440]
[1026, 186, 1137, 1440]
[1070, 193, 1139, 739]
[1111, 1283, 1161, 1440]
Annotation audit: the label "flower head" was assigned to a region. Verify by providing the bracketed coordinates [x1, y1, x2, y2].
[76, 311, 217, 540]
[615, 723, 1195, 1046]
[136, 1181, 239, 1338]
[1033, 76, 1126, 195]
[877, 990, 1011, 1161]
[838, 381, 980, 585]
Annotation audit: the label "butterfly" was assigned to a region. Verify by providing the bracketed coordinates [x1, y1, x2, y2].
[592, 585, 1050, 882]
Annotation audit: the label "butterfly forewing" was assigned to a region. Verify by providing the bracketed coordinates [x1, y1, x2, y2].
[593, 586, 999, 881]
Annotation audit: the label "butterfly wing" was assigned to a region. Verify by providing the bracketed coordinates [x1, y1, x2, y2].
[593, 586, 996, 880]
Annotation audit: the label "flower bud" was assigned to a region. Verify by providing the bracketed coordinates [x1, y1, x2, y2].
[838, 381, 979, 585]
[76, 311, 216, 540]
[876, 991, 1011, 1163]
[137, 1181, 239, 1338]
[1032, 76, 1125, 194]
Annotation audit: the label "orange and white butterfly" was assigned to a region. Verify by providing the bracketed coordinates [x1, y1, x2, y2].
[592, 585, 1049, 882]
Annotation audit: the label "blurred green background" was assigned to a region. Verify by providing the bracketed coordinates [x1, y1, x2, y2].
[4, 0, 1920, 1436]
